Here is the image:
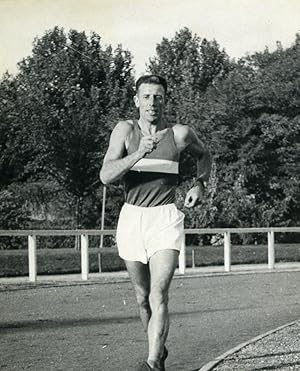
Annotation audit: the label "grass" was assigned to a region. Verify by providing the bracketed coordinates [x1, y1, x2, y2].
[0, 243, 299, 277]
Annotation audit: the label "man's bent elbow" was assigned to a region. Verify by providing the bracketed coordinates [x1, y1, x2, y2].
[99, 169, 110, 185]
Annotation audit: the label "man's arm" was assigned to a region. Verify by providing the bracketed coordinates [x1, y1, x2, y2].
[100, 121, 157, 184]
[186, 127, 211, 184]
[173, 124, 212, 208]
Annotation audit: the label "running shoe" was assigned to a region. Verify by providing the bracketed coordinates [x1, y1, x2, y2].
[160, 346, 168, 371]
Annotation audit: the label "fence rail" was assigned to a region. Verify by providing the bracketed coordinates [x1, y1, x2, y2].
[0, 227, 299, 282]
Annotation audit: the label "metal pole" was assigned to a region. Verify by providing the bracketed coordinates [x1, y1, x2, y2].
[98, 185, 107, 273]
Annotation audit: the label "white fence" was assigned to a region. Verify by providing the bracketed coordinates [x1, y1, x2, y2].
[0, 227, 299, 282]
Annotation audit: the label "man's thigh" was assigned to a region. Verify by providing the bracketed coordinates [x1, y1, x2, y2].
[125, 260, 151, 295]
[149, 250, 179, 292]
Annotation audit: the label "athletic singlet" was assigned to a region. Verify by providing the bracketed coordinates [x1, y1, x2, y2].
[123, 120, 179, 207]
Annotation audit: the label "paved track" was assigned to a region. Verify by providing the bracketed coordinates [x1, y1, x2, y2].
[0, 271, 299, 371]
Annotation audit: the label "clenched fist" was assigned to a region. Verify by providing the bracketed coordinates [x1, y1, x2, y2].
[184, 184, 204, 208]
[137, 135, 159, 156]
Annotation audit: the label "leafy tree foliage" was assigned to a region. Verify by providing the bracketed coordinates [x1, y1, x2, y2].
[0, 27, 134, 233]
[149, 27, 231, 96]
[0, 73, 27, 187]
[207, 37, 300, 229]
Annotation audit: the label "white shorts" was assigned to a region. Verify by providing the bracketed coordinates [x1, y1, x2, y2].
[116, 203, 185, 264]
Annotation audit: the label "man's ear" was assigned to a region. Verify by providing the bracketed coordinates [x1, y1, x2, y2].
[133, 95, 139, 108]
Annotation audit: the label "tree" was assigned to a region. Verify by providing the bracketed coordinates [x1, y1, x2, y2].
[0, 27, 135, 237]
[17, 27, 135, 228]
[148, 27, 232, 121]
[0, 73, 26, 188]
[193, 35, 300, 230]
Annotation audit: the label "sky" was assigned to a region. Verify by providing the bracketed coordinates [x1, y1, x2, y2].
[1, 0, 300, 78]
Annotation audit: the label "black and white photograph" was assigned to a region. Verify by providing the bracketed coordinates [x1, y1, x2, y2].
[1, 0, 299, 370]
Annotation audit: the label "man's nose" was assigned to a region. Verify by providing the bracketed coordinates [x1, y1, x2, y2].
[149, 96, 155, 105]
[149, 96, 158, 105]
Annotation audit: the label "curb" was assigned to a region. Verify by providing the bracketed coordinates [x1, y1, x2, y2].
[198, 320, 298, 371]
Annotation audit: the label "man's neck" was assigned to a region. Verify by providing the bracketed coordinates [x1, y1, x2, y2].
[138, 118, 165, 135]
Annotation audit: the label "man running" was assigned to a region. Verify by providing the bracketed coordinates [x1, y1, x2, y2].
[100, 75, 211, 371]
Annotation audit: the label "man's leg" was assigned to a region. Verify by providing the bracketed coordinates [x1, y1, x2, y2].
[125, 260, 151, 331]
[147, 249, 179, 369]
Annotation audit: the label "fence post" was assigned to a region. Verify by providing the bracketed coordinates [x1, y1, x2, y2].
[224, 232, 231, 272]
[28, 235, 37, 282]
[81, 234, 89, 280]
[192, 248, 195, 269]
[178, 234, 186, 274]
[268, 231, 275, 270]
[98, 185, 107, 273]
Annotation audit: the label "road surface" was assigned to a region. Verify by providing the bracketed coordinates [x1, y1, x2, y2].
[0, 271, 299, 370]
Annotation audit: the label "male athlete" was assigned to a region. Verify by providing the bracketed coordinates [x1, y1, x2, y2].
[100, 75, 211, 371]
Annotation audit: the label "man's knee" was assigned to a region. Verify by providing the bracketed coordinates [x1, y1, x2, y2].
[136, 288, 150, 309]
[149, 286, 169, 311]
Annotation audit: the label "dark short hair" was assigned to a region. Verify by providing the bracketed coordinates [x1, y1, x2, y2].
[135, 74, 167, 94]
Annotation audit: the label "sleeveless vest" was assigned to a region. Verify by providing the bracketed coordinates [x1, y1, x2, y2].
[123, 121, 179, 207]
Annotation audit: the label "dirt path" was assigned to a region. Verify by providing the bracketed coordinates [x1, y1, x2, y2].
[0, 271, 299, 370]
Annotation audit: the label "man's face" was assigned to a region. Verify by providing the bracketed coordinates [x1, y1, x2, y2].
[134, 83, 165, 123]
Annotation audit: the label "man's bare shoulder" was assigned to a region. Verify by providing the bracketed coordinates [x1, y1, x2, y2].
[172, 123, 191, 141]
[113, 119, 135, 133]
[111, 120, 135, 141]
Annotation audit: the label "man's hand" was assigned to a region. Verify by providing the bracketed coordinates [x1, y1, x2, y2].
[138, 135, 158, 156]
[184, 185, 204, 208]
